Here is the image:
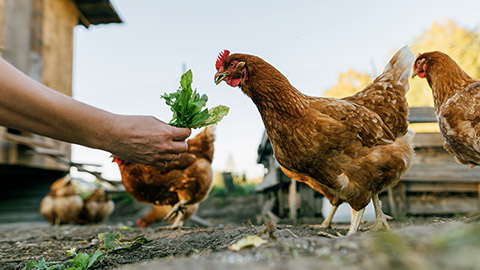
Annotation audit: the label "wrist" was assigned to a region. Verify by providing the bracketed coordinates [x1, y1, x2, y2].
[88, 111, 119, 153]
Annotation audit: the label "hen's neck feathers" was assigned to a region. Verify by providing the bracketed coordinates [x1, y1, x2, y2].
[238, 55, 309, 118]
[426, 52, 478, 113]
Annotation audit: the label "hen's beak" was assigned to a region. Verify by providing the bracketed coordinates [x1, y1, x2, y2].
[214, 72, 229, 85]
[411, 68, 418, 79]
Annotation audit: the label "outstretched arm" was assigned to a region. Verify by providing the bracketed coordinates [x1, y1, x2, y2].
[0, 57, 191, 166]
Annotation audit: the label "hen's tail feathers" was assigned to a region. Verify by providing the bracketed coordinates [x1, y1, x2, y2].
[381, 45, 415, 92]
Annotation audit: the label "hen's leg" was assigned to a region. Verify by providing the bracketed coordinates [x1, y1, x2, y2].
[169, 212, 185, 228]
[347, 208, 365, 236]
[367, 194, 392, 231]
[159, 212, 185, 229]
[164, 200, 187, 222]
[313, 205, 338, 228]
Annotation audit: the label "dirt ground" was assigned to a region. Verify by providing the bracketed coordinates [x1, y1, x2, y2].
[1, 194, 480, 270]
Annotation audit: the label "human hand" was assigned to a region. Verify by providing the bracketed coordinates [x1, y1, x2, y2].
[106, 115, 191, 166]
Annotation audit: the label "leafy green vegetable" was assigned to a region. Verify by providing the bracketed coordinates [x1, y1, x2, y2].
[98, 232, 122, 250]
[26, 249, 103, 270]
[65, 249, 103, 270]
[162, 69, 229, 128]
[26, 258, 64, 270]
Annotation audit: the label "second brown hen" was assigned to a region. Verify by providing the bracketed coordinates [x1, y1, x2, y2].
[138, 203, 199, 228]
[113, 126, 214, 229]
[413, 51, 480, 168]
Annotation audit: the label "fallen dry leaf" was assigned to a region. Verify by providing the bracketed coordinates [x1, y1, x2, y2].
[229, 235, 268, 251]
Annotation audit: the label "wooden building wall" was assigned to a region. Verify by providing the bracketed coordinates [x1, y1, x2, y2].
[42, 0, 78, 95]
[0, 0, 4, 55]
[0, 0, 82, 172]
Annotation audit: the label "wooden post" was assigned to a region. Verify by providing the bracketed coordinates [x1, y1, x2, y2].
[477, 183, 480, 210]
[299, 183, 315, 217]
[289, 179, 297, 223]
[387, 186, 397, 217]
[222, 172, 235, 194]
[393, 182, 407, 218]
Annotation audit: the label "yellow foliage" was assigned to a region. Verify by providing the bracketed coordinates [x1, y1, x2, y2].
[409, 123, 440, 133]
[323, 69, 372, 98]
[323, 19, 480, 109]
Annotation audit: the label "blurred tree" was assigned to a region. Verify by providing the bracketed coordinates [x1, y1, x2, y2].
[323, 69, 372, 98]
[323, 20, 480, 109]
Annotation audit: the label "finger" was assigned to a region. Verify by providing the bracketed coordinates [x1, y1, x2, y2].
[150, 160, 168, 168]
[168, 140, 189, 153]
[170, 127, 192, 141]
[156, 153, 181, 162]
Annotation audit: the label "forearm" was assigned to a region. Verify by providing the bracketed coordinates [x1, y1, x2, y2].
[0, 57, 114, 150]
[0, 57, 191, 166]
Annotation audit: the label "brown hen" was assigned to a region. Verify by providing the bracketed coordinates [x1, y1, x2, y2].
[39, 175, 84, 225]
[215, 47, 415, 235]
[413, 51, 480, 167]
[77, 188, 114, 224]
[113, 126, 214, 229]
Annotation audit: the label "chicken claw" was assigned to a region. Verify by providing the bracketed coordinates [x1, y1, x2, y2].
[347, 208, 366, 236]
[366, 194, 392, 231]
[164, 200, 187, 222]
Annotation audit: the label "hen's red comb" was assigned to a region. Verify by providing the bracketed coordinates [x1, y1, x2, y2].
[112, 156, 124, 165]
[215, 50, 230, 70]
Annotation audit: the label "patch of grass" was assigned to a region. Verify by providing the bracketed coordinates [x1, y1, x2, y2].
[210, 183, 257, 197]
[110, 192, 135, 204]
[26, 249, 103, 270]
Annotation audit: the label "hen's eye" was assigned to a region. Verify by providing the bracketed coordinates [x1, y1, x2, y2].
[230, 62, 235, 67]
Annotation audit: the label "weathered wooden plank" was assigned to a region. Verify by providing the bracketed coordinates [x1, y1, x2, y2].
[406, 182, 479, 193]
[401, 172, 480, 183]
[407, 195, 479, 214]
[409, 107, 437, 123]
[413, 132, 445, 148]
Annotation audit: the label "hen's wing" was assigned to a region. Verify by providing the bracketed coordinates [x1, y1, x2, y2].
[343, 46, 413, 138]
[440, 82, 480, 165]
[310, 98, 396, 146]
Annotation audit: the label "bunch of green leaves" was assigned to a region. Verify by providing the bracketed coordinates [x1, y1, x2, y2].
[26, 249, 103, 270]
[161, 69, 229, 128]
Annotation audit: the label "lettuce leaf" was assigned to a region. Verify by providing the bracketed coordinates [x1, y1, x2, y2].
[162, 69, 229, 128]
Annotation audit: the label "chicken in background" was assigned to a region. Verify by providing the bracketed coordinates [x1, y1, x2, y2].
[413, 51, 480, 167]
[215, 47, 415, 235]
[138, 203, 199, 229]
[113, 126, 215, 229]
[77, 188, 115, 224]
[39, 175, 84, 225]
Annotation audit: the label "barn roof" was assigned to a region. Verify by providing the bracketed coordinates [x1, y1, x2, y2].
[73, 0, 123, 28]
